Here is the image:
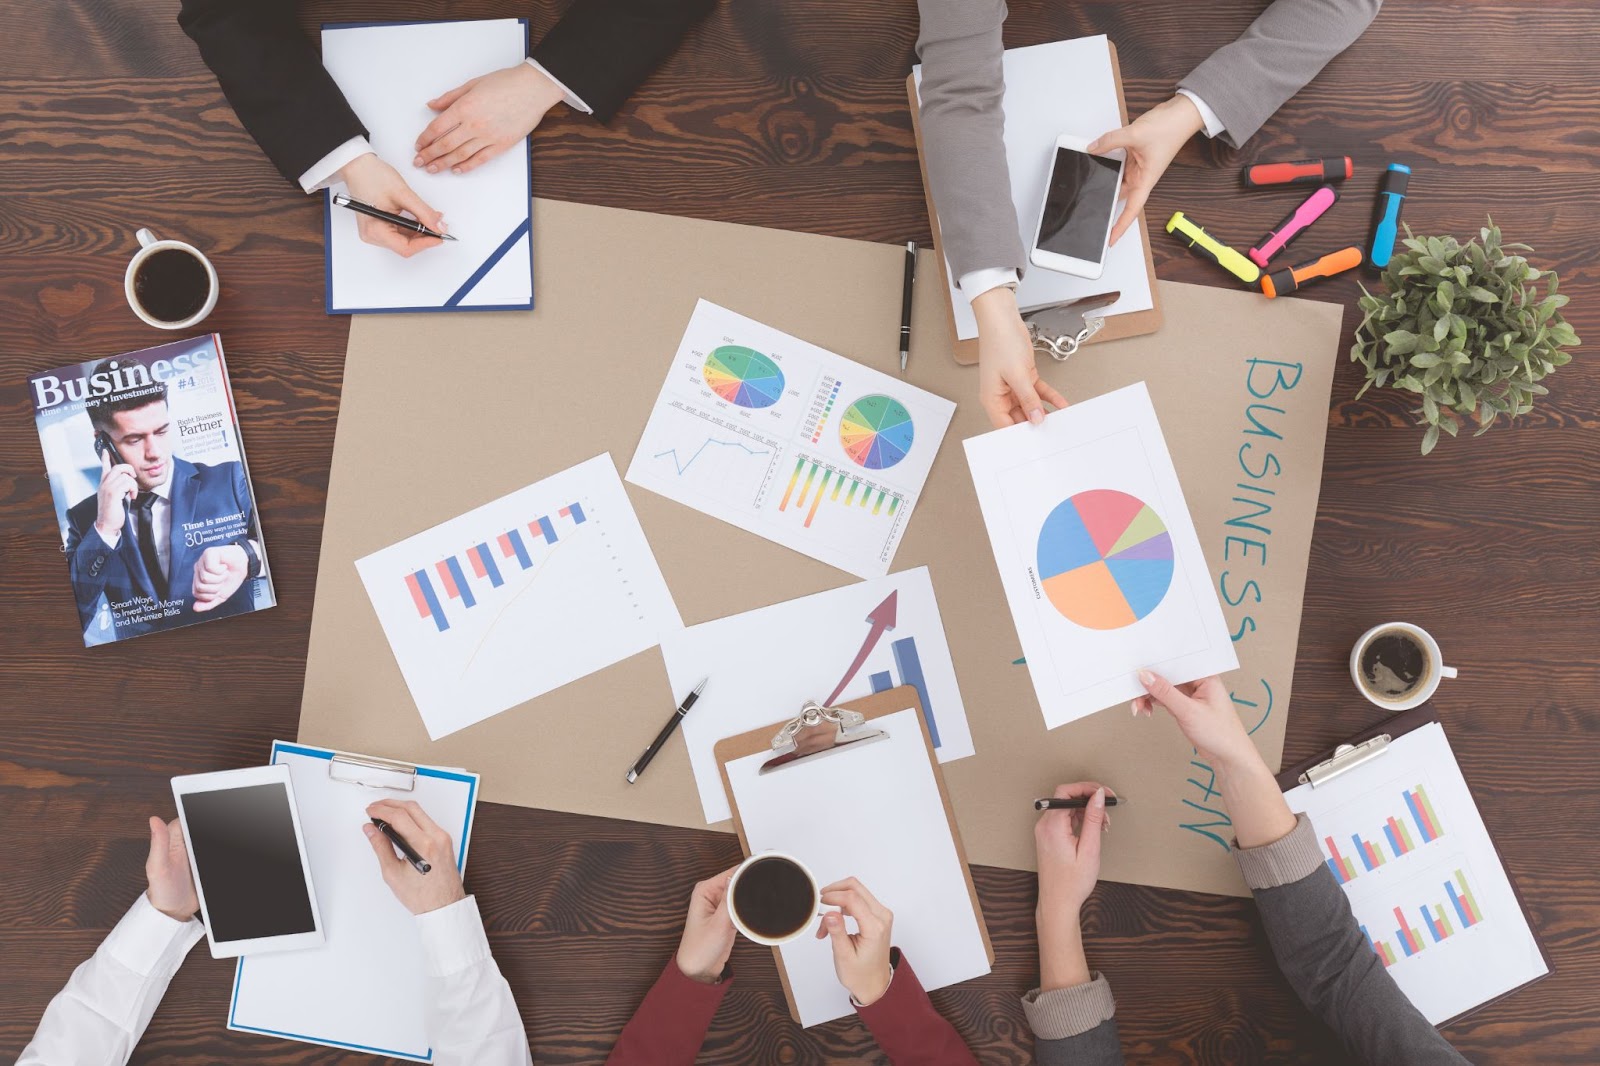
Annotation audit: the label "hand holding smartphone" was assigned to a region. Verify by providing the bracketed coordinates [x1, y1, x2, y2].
[1030, 134, 1125, 280]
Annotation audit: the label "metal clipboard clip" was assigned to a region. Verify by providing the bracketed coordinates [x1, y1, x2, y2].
[759, 700, 888, 775]
[329, 752, 418, 792]
[1298, 734, 1391, 788]
[1023, 291, 1121, 361]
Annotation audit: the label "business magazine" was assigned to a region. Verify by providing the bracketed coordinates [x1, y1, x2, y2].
[29, 334, 276, 646]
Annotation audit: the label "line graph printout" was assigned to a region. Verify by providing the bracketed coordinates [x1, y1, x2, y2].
[357, 454, 682, 739]
[627, 300, 956, 578]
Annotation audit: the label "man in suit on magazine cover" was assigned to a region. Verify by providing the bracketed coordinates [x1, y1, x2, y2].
[65, 365, 265, 641]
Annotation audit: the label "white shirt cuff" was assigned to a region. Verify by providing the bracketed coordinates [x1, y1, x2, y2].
[523, 58, 592, 115]
[1175, 89, 1226, 139]
[107, 894, 203, 976]
[415, 895, 493, 978]
[958, 267, 1020, 303]
[298, 136, 373, 194]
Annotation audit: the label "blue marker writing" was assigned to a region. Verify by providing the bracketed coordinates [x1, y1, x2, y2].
[1366, 163, 1411, 272]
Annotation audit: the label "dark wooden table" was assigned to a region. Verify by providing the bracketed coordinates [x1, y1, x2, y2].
[3, 1, 1596, 1062]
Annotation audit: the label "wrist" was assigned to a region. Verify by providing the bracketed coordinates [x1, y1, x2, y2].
[1161, 93, 1207, 139]
[852, 964, 894, 1007]
[146, 889, 194, 923]
[674, 949, 725, 985]
[515, 61, 565, 116]
[94, 519, 121, 541]
[972, 284, 1019, 323]
[337, 151, 380, 184]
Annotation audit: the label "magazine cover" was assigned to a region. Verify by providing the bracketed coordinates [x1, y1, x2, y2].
[29, 335, 276, 646]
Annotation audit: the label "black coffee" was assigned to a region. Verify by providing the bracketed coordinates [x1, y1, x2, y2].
[732, 856, 814, 939]
[1359, 630, 1430, 701]
[133, 248, 210, 323]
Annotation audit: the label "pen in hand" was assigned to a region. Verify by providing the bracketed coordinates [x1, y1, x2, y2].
[371, 817, 432, 874]
[1034, 796, 1121, 811]
[333, 193, 457, 242]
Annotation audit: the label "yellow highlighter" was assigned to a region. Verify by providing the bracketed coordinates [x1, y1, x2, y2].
[1165, 212, 1261, 285]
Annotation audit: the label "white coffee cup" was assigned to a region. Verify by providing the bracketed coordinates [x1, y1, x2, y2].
[726, 851, 820, 946]
[1349, 621, 1457, 711]
[124, 228, 219, 330]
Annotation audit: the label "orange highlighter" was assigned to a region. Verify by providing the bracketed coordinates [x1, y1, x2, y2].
[1261, 247, 1363, 298]
[1243, 157, 1353, 187]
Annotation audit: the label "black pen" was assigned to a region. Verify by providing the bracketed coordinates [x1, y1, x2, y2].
[898, 241, 917, 373]
[1034, 796, 1121, 811]
[372, 817, 431, 874]
[626, 677, 708, 783]
[332, 192, 456, 241]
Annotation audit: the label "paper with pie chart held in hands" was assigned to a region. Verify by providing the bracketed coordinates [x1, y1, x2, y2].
[964, 382, 1237, 728]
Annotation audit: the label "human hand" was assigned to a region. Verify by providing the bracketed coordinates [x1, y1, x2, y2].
[1088, 94, 1206, 248]
[414, 62, 564, 176]
[973, 286, 1068, 429]
[190, 545, 248, 611]
[674, 866, 738, 983]
[361, 799, 466, 915]
[1034, 782, 1112, 917]
[1134, 670, 1260, 774]
[816, 877, 894, 1006]
[145, 816, 199, 922]
[337, 152, 445, 258]
[95, 450, 136, 540]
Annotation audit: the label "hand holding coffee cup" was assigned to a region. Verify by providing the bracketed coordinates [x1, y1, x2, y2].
[125, 229, 218, 329]
[1351, 622, 1458, 710]
[673, 865, 738, 984]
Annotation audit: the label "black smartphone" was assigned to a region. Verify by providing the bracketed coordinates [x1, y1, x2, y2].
[94, 429, 126, 467]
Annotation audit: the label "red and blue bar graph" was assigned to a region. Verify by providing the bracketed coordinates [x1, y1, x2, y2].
[867, 636, 941, 748]
[1393, 907, 1426, 957]
[1447, 868, 1482, 928]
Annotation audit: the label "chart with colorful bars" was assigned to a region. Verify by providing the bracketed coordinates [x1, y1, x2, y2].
[356, 454, 681, 739]
[628, 300, 955, 578]
[1285, 722, 1548, 1023]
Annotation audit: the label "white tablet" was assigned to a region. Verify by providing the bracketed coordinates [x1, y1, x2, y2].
[171, 764, 324, 958]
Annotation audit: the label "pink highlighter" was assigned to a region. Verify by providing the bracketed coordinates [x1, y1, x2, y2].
[1248, 184, 1339, 268]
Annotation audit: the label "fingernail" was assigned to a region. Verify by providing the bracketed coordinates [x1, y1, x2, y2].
[1130, 704, 1138, 717]
[1028, 408, 1045, 425]
[1138, 668, 1154, 686]
[427, 165, 439, 174]
[361, 824, 375, 837]
[413, 156, 423, 167]
[451, 166, 461, 174]
[1093, 787, 1106, 807]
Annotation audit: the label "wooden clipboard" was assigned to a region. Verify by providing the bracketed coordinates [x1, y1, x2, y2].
[1276, 704, 1554, 1027]
[714, 686, 994, 1024]
[905, 41, 1163, 365]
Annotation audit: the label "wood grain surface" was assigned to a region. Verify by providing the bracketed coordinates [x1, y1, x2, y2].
[2, 0, 1596, 1062]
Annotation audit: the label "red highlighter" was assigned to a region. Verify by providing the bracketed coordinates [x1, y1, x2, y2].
[1242, 157, 1353, 187]
[1248, 184, 1338, 268]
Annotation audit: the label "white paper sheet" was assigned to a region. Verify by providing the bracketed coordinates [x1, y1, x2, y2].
[322, 20, 533, 313]
[726, 707, 990, 1027]
[912, 35, 1154, 340]
[1285, 723, 1548, 1023]
[663, 566, 974, 824]
[228, 743, 478, 1061]
[964, 382, 1237, 727]
[356, 454, 681, 738]
[626, 300, 956, 578]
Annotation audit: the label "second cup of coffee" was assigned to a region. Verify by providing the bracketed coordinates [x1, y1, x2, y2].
[727, 853, 819, 946]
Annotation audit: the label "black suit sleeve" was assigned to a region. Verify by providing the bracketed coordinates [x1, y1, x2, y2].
[178, 0, 367, 186]
[530, 0, 717, 123]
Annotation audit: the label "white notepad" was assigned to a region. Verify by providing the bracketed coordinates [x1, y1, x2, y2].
[321, 19, 533, 313]
[912, 35, 1155, 340]
[723, 706, 991, 1027]
[228, 742, 479, 1061]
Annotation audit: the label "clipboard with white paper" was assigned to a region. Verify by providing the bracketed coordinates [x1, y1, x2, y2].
[715, 688, 993, 1027]
[227, 741, 479, 1061]
[321, 19, 534, 314]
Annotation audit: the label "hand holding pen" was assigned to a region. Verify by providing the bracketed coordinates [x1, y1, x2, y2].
[334, 154, 452, 258]
[362, 799, 466, 915]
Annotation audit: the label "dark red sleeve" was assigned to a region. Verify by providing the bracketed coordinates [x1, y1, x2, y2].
[855, 950, 978, 1065]
[606, 959, 730, 1065]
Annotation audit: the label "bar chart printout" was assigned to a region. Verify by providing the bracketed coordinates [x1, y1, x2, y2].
[357, 455, 682, 740]
[1284, 722, 1548, 1024]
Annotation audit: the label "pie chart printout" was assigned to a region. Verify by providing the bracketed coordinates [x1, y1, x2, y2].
[702, 345, 785, 409]
[1036, 489, 1174, 630]
[840, 394, 915, 470]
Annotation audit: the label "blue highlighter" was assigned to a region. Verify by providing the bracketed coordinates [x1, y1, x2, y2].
[1366, 163, 1411, 272]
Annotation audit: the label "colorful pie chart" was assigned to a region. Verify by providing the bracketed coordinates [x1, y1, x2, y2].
[840, 394, 915, 470]
[1036, 489, 1174, 630]
[703, 345, 785, 409]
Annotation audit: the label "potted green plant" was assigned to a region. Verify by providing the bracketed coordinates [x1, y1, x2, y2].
[1350, 220, 1580, 454]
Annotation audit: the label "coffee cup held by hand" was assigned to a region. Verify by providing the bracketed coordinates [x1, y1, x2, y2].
[727, 852, 819, 946]
[125, 228, 218, 329]
[1350, 622, 1457, 711]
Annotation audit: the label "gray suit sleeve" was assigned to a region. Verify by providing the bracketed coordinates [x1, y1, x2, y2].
[1237, 814, 1471, 1065]
[1178, 0, 1383, 147]
[914, 0, 1025, 282]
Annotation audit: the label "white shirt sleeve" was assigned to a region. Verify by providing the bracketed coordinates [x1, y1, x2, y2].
[958, 266, 1020, 303]
[298, 136, 374, 193]
[523, 57, 593, 115]
[17, 894, 204, 1066]
[1175, 89, 1227, 139]
[415, 895, 532, 1066]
